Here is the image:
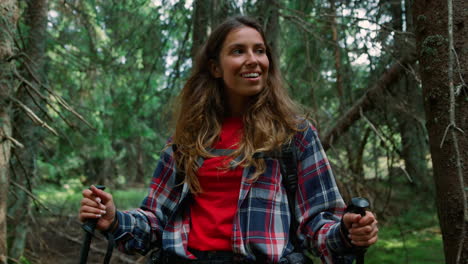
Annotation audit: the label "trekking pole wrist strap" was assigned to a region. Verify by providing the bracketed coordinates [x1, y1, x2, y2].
[103, 211, 119, 234]
[339, 218, 354, 248]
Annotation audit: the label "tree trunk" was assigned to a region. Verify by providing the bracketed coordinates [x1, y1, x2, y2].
[395, 74, 429, 188]
[389, 0, 429, 189]
[0, 0, 19, 262]
[414, 0, 468, 262]
[135, 137, 145, 183]
[191, 0, 231, 60]
[0, 112, 12, 264]
[210, 0, 230, 32]
[254, 0, 279, 55]
[329, 0, 344, 104]
[8, 0, 47, 260]
[191, 0, 210, 60]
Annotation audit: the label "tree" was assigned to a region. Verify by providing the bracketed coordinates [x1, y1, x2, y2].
[413, 0, 468, 262]
[252, 0, 279, 55]
[191, 0, 210, 59]
[387, 0, 429, 189]
[191, 0, 232, 60]
[7, 0, 48, 259]
[0, 0, 19, 262]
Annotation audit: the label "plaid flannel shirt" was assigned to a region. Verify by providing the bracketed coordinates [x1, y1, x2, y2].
[112, 122, 349, 263]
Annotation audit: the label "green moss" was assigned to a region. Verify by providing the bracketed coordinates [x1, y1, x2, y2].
[417, 15, 427, 22]
[421, 35, 447, 57]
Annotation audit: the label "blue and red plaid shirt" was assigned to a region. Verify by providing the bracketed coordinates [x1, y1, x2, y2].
[112, 122, 350, 263]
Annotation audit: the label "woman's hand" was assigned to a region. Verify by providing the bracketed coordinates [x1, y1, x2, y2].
[78, 185, 117, 231]
[342, 211, 378, 247]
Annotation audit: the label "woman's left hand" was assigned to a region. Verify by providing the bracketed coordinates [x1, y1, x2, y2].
[342, 211, 379, 247]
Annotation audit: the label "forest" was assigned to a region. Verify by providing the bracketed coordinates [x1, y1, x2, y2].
[0, 0, 467, 263]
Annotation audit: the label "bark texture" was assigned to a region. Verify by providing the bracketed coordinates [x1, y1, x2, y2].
[414, 0, 468, 262]
[0, 113, 12, 264]
[0, 0, 19, 263]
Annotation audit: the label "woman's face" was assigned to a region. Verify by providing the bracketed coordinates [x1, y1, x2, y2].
[212, 26, 270, 114]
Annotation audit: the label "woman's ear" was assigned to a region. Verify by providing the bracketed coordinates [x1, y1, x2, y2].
[209, 60, 222, 78]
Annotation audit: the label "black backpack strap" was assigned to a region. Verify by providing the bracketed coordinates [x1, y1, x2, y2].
[278, 142, 301, 251]
[172, 144, 186, 185]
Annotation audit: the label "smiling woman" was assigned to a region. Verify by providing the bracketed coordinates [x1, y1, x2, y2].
[78, 16, 379, 264]
[210, 27, 270, 116]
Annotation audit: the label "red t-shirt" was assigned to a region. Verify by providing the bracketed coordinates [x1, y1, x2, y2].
[187, 117, 244, 251]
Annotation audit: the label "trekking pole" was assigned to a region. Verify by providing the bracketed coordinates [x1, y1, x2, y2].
[79, 185, 106, 264]
[347, 197, 370, 264]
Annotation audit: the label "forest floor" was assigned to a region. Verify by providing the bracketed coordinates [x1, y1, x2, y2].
[25, 215, 147, 264]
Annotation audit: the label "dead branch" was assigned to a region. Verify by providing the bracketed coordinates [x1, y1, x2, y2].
[3, 134, 24, 148]
[9, 96, 59, 136]
[273, 0, 411, 36]
[44, 87, 95, 130]
[280, 14, 334, 46]
[21, 60, 95, 130]
[15, 70, 79, 130]
[25, 60, 95, 130]
[20, 80, 54, 122]
[10, 180, 55, 215]
[322, 55, 416, 150]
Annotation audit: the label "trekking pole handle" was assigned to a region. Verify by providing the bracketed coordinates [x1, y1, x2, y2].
[346, 197, 370, 264]
[82, 185, 106, 234]
[347, 197, 369, 217]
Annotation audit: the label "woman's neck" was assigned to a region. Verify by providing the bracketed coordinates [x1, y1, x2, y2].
[225, 94, 250, 117]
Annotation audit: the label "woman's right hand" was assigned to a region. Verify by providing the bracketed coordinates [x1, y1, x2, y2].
[79, 185, 117, 231]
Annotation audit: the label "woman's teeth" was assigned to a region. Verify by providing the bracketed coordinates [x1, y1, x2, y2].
[242, 73, 259, 78]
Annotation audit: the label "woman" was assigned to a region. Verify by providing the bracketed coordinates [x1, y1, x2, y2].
[79, 16, 378, 264]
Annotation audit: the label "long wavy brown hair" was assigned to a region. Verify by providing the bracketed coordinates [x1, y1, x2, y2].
[173, 16, 304, 193]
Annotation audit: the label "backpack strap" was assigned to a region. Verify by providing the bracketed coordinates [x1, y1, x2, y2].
[278, 142, 301, 251]
[172, 144, 185, 185]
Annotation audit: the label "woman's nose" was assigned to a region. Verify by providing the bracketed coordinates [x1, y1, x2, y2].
[245, 50, 258, 66]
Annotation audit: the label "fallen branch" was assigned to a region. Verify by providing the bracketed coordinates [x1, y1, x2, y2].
[322, 55, 416, 150]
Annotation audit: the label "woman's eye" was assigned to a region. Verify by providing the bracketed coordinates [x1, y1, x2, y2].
[256, 48, 265, 54]
[232, 49, 243, 54]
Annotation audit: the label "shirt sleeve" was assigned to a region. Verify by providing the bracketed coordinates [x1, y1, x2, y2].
[111, 144, 177, 255]
[294, 121, 350, 263]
